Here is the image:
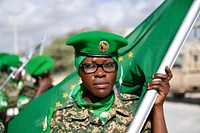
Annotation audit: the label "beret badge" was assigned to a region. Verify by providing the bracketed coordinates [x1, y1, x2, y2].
[98, 41, 109, 52]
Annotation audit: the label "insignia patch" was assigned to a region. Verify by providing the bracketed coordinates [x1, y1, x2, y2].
[98, 41, 109, 52]
[100, 111, 109, 118]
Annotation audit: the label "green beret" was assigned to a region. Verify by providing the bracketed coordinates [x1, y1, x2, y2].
[0, 53, 9, 70]
[0, 53, 9, 59]
[26, 55, 55, 76]
[1, 54, 21, 69]
[66, 30, 128, 57]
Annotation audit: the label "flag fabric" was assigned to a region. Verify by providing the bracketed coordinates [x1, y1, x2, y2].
[7, 71, 81, 132]
[7, 0, 193, 132]
[118, 0, 193, 103]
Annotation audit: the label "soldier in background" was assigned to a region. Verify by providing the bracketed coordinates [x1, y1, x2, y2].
[20, 55, 55, 109]
[0, 53, 10, 132]
[0, 54, 22, 123]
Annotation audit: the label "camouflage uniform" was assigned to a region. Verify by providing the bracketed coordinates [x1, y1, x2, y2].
[20, 82, 38, 100]
[0, 72, 20, 109]
[0, 73, 6, 132]
[0, 73, 9, 109]
[0, 119, 5, 133]
[49, 93, 151, 133]
[0, 72, 31, 113]
[17, 81, 37, 110]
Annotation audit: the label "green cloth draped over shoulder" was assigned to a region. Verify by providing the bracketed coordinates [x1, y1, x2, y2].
[71, 84, 114, 122]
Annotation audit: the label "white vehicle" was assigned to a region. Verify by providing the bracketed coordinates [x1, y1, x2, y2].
[170, 39, 200, 98]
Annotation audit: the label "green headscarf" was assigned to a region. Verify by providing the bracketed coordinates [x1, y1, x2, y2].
[72, 85, 114, 122]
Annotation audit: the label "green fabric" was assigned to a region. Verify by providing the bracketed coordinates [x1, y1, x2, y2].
[26, 55, 55, 76]
[8, 71, 81, 133]
[17, 96, 31, 108]
[42, 106, 54, 133]
[0, 53, 9, 70]
[7, 0, 193, 132]
[1, 54, 20, 71]
[118, 0, 193, 104]
[68, 31, 126, 70]
[74, 86, 114, 122]
[74, 55, 87, 70]
[0, 91, 8, 109]
[66, 30, 128, 56]
[0, 53, 9, 59]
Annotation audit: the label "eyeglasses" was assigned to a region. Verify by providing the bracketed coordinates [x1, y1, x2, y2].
[80, 62, 117, 74]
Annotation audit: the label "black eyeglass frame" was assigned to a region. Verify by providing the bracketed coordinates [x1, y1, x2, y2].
[79, 62, 118, 74]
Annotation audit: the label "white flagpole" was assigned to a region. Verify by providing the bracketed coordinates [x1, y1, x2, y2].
[127, 1, 200, 133]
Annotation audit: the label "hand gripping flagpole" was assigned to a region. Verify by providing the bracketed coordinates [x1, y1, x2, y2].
[127, 1, 200, 133]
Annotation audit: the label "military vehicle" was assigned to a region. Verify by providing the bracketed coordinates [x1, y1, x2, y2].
[170, 39, 200, 98]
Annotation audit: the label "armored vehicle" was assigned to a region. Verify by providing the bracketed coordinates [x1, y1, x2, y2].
[170, 40, 200, 98]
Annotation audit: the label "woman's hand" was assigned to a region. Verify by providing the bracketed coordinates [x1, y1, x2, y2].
[147, 66, 173, 107]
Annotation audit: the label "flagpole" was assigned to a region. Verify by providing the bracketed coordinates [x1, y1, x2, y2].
[127, 1, 200, 133]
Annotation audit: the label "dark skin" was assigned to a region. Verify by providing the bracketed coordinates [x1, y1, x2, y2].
[79, 57, 173, 133]
[148, 66, 173, 133]
[8, 69, 22, 83]
[33, 73, 54, 99]
[79, 57, 117, 103]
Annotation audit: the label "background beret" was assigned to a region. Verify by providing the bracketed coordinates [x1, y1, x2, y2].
[66, 30, 128, 56]
[0, 53, 9, 59]
[1, 54, 21, 69]
[26, 55, 55, 76]
[0, 53, 9, 70]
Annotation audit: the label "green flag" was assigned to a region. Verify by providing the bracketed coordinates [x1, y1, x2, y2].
[7, 0, 193, 132]
[7, 71, 81, 132]
[118, 0, 193, 101]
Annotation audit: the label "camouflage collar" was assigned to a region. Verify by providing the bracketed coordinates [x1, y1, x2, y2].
[105, 93, 134, 123]
[63, 94, 137, 125]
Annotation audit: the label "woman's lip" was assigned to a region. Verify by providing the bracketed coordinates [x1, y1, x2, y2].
[93, 82, 109, 88]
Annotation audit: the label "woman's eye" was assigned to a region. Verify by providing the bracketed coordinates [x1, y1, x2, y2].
[86, 64, 96, 68]
[104, 62, 114, 67]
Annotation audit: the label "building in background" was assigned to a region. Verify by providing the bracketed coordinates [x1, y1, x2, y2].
[170, 23, 200, 98]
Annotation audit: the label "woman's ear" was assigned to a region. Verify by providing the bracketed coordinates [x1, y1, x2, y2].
[38, 76, 42, 81]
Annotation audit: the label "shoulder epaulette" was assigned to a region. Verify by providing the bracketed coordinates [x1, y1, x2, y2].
[54, 99, 75, 111]
[119, 93, 140, 101]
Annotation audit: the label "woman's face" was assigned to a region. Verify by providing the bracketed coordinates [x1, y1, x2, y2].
[79, 57, 117, 99]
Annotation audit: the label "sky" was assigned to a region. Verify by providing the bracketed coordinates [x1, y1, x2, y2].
[0, 0, 165, 54]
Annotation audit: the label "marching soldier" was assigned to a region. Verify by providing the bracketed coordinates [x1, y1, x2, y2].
[0, 54, 22, 122]
[20, 55, 55, 109]
[0, 53, 9, 132]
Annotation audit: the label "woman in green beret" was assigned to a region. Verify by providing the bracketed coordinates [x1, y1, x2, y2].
[47, 31, 172, 133]
[22, 55, 55, 100]
[0, 54, 23, 122]
[19, 55, 55, 111]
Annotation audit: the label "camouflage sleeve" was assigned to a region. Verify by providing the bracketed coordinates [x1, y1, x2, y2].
[0, 119, 5, 133]
[20, 84, 37, 100]
[2, 83, 20, 108]
[140, 113, 152, 133]
[141, 119, 152, 133]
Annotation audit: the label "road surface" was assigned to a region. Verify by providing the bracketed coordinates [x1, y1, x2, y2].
[164, 95, 200, 133]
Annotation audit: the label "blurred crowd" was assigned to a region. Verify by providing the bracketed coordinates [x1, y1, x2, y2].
[0, 52, 55, 132]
